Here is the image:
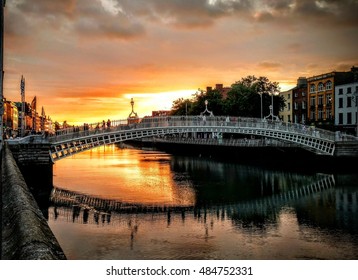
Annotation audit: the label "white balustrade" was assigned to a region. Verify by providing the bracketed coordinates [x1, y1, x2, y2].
[46, 116, 345, 160]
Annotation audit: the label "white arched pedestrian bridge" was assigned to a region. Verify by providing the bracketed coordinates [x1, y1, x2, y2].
[45, 116, 345, 161]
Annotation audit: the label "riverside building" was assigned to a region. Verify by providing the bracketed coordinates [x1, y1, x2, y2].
[307, 66, 357, 130]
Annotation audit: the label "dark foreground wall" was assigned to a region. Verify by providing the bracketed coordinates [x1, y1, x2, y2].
[8, 142, 54, 202]
[1, 145, 66, 260]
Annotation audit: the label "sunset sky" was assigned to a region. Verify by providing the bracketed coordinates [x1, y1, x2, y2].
[3, 0, 358, 125]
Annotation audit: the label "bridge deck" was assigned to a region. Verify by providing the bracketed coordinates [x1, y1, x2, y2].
[48, 116, 341, 160]
[7, 116, 357, 160]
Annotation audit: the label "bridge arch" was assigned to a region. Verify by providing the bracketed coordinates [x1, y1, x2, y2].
[47, 116, 337, 161]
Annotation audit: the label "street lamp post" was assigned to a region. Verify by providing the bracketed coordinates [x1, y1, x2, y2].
[264, 94, 279, 121]
[354, 89, 358, 138]
[21, 75, 25, 137]
[0, 0, 5, 148]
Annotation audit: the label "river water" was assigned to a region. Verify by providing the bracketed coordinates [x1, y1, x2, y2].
[47, 144, 358, 260]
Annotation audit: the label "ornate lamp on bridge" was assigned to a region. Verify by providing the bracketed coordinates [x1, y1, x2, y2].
[264, 92, 280, 121]
[264, 105, 280, 121]
[200, 100, 214, 117]
[128, 98, 139, 124]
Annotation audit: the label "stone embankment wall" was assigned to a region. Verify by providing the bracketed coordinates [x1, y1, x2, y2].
[1, 145, 66, 260]
[334, 141, 358, 157]
[7, 142, 53, 200]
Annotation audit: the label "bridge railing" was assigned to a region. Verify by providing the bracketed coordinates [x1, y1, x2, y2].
[48, 116, 340, 143]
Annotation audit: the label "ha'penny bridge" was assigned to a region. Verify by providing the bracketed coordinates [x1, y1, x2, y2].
[49, 173, 335, 226]
[48, 116, 338, 160]
[8, 115, 357, 161]
[6, 97, 358, 160]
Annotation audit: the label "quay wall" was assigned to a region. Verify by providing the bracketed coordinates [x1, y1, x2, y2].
[1, 145, 66, 260]
[7, 143, 54, 205]
[334, 141, 358, 157]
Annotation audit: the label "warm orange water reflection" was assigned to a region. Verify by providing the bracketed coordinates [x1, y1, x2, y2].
[49, 145, 358, 260]
[48, 206, 358, 260]
[53, 145, 196, 206]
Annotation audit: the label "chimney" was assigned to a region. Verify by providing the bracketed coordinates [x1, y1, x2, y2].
[215, 84, 223, 90]
[297, 77, 307, 87]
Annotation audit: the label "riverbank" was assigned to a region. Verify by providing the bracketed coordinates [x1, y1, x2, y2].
[1, 145, 66, 260]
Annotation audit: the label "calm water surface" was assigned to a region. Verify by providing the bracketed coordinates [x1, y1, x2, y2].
[47, 145, 358, 259]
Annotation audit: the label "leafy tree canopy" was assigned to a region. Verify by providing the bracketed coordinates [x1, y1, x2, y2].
[170, 76, 285, 118]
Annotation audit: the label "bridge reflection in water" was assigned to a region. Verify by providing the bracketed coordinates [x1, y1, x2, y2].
[50, 173, 335, 226]
[48, 172, 358, 259]
[47, 147, 358, 259]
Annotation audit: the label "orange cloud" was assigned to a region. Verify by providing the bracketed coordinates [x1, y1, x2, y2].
[2, 0, 357, 125]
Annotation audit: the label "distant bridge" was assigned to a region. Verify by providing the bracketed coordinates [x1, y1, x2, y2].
[7, 116, 357, 161]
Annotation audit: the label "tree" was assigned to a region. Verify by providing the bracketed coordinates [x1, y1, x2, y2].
[170, 89, 225, 116]
[224, 83, 259, 117]
[170, 75, 284, 118]
[170, 97, 193, 116]
[190, 89, 224, 115]
[228, 76, 284, 118]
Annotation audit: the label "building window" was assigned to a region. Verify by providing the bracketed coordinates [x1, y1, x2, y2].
[347, 112, 352, 124]
[326, 94, 332, 105]
[294, 92, 298, 98]
[310, 110, 316, 120]
[310, 96, 316, 106]
[318, 95, 323, 105]
[301, 114, 305, 123]
[310, 84, 315, 93]
[339, 88, 343, 95]
[318, 83, 324, 92]
[294, 102, 298, 110]
[302, 101, 306, 109]
[302, 91, 306, 97]
[338, 98, 343, 108]
[347, 96, 352, 107]
[288, 115, 291, 122]
[288, 94, 290, 99]
[326, 81, 332, 90]
[287, 103, 291, 110]
[339, 113, 343, 124]
[347, 87, 352, 94]
[318, 109, 323, 120]
[326, 108, 332, 119]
